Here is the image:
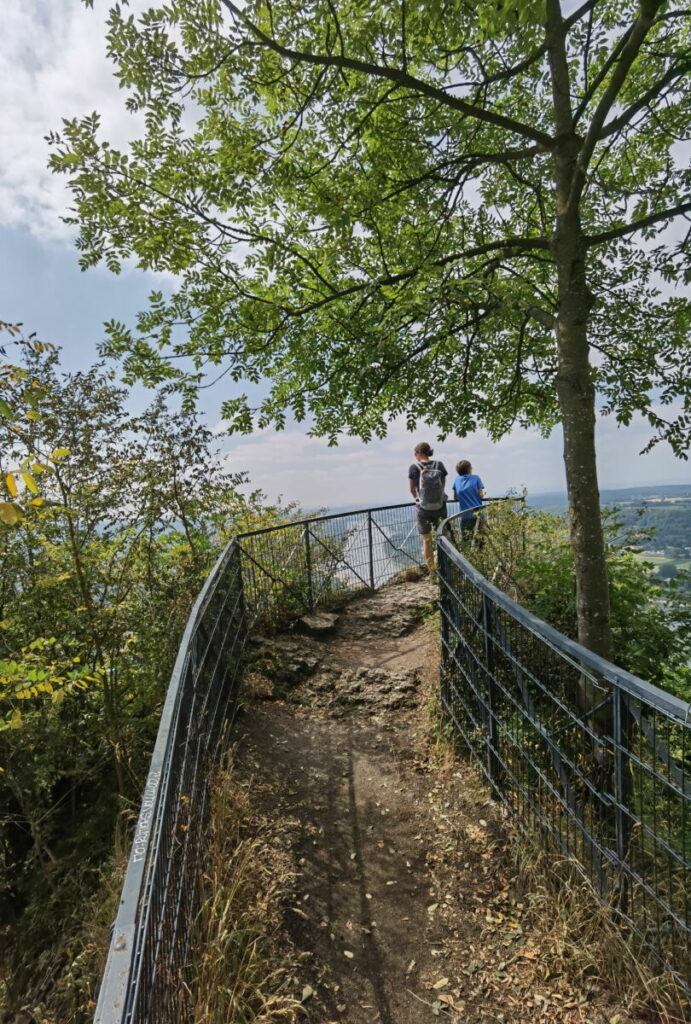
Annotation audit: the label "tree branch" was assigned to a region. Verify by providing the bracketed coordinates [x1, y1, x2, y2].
[569, 0, 664, 212]
[585, 199, 691, 245]
[289, 235, 550, 316]
[218, 0, 554, 148]
[598, 57, 691, 140]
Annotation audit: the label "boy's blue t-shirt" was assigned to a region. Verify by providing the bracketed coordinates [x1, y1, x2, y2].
[452, 474, 484, 517]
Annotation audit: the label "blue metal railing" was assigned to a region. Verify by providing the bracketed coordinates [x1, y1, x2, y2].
[439, 510, 691, 990]
[94, 499, 690, 1021]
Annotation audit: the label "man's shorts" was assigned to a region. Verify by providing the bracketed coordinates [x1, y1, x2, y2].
[416, 504, 446, 535]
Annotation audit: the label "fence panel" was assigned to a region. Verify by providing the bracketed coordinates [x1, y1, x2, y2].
[94, 503, 423, 1022]
[438, 523, 691, 988]
[238, 503, 425, 627]
[94, 541, 247, 1024]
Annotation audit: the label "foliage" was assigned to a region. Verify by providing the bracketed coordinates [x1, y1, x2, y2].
[0, 321, 62, 526]
[0, 341, 276, 1016]
[48, 0, 691, 658]
[464, 501, 691, 699]
[49, 1, 690, 450]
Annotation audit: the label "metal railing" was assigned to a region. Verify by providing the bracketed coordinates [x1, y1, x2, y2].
[94, 497, 690, 1021]
[94, 540, 247, 1024]
[94, 501, 434, 1023]
[438, 510, 691, 989]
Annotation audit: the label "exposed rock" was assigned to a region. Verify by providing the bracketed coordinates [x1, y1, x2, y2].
[332, 666, 421, 712]
[334, 580, 436, 640]
[247, 634, 325, 696]
[297, 612, 339, 635]
[247, 577, 434, 706]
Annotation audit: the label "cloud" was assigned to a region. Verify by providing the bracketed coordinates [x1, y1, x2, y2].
[0, 0, 149, 243]
[218, 411, 689, 510]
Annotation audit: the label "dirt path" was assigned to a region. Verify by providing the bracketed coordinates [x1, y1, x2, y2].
[234, 577, 655, 1024]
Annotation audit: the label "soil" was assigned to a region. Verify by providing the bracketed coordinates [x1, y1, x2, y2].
[233, 576, 673, 1024]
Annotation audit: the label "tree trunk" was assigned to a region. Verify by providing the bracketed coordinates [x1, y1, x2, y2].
[546, 0, 613, 665]
[553, 223, 613, 663]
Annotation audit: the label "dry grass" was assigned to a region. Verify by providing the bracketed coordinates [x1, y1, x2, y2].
[509, 834, 690, 1023]
[192, 750, 303, 1024]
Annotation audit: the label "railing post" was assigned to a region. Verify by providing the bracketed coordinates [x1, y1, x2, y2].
[612, 685, 632, 915]
[483, 594, 502, 795]
[304, 524, 314, 612]
[438, 541, 450, 712]
[367, 511, 375, 590]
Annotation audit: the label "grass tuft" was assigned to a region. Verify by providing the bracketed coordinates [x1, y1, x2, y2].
[192, 750, 303, 1024]
[510, 834, 690, 1022]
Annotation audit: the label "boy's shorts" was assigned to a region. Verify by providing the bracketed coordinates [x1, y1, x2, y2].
[416, 505, 446, 535]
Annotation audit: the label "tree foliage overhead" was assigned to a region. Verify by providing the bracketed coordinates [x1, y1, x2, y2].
[50, 0, 691, 657]
[52, 0, 690, 447]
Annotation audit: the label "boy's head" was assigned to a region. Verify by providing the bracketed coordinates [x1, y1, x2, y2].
[456, 460, 471, 475]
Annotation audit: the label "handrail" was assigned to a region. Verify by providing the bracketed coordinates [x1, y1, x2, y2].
[94, 498, 690, 1020]
[440, 509, 690, 719]
[438, 511, 691, 987]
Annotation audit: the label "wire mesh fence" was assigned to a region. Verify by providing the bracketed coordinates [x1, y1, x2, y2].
[238, 502, 428, 627]
[94, 496, 690, 1023]
[438, 515, 691, 989]
[94, 502, 425, 1023]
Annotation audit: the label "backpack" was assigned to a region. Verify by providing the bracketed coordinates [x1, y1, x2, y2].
[417, 460, 445, 510]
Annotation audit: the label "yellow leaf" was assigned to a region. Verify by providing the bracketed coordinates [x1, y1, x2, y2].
[50, 448, 70, 459]
[29, 498, 45, 507]
[5, 474, 18, 498]
[10, 710, 22, 728]
[21, 472, 39, 494]
[25, 410, 41, 421]
[0, 502, 20, 525]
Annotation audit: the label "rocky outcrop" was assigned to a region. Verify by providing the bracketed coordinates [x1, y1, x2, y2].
[246, 577, 435, 713]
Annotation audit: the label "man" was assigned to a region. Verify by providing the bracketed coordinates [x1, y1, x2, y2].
[408, 442, 448, 572]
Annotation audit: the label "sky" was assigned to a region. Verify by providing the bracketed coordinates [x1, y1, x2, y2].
[1, 0, 688, 510]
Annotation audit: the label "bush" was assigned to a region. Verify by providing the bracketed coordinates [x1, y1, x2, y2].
[458, 501, 691, 701]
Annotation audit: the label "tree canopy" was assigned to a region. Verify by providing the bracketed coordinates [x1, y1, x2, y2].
[50, 0, 691, 656]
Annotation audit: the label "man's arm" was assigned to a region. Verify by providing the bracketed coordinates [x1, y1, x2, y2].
[408, 465, 419, 499]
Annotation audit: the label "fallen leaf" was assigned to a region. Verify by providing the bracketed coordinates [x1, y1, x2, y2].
[301, 985, 314, 1002]
[343, 950, 354, 959]
[432, 977, 449, 990]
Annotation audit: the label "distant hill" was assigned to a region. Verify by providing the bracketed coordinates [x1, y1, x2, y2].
[329, 484, 690, 518]
[528, 483, 691, 512]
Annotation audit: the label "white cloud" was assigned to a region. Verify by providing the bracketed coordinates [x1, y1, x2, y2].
[219, 413, 689, 510]
[0, 0, 149, 242]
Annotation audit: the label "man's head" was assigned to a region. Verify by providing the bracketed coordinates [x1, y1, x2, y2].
[456, 460, 472, 475]
[414, 441, 433, 460]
